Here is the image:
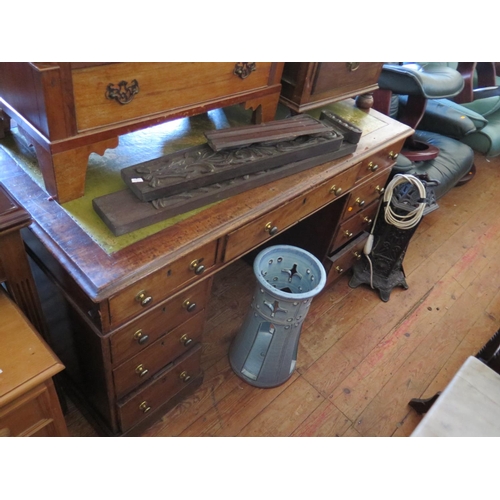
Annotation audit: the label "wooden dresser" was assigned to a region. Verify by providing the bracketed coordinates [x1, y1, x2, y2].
[0, 290, 68, 437]
[0, 99, 412, 436]
[0, 62, 284, 203]
[280, 62, 383, 113]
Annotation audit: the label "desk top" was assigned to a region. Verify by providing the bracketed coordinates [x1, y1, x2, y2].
[0, 100, 412, 303]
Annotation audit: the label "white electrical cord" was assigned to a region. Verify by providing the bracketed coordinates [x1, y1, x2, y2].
[383, 174, 427, 230]
[363, 174, 427, 289]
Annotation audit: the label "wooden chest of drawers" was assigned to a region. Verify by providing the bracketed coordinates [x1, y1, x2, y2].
[0, 99, 413, 436]
[0, 62, 284, 203]
[280, 62, 383, 113]
[0, 290, 67, 437]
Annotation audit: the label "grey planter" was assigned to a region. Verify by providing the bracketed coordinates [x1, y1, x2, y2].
[229, 245, 326, 388]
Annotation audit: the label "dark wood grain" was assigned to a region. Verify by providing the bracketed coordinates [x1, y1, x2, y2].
[98, 143, 356, 236]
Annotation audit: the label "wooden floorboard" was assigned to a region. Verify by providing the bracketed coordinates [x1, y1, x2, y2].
[66, 152, 500, 437]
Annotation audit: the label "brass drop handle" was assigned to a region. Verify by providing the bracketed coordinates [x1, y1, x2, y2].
[389, 150, 399, 160]
[367, 162, 379, 172]
[354, 251, 362, 260]
[355, 197, 365, 207]
[183, 299, 196, 313]
[135, 290, 152, 307]
[363, 217, 372, 224]
[189, 259, 205, 275]
[344, 230, 353, 238]
[335, 266, 344, 273]
[179, 371, 191, 383]
[375, 185, 385, 195]
[330, 185, 342, 196]
[135, 364, 149, 377]
[133, 329, 150, 345]
[265, 222, 278, 236]
[346, 62, 360, 72]
[139, 401, 151, 413]
[180, 334, 193, 347]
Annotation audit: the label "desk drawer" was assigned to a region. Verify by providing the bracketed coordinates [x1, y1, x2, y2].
[326, 232, 368, 285]
[108, 240, 217, 328]
[330, 201, 379, 253]
[72, 62, 275, 131]
[223, 166, 358, 263]
[113, 311, 205, 399]
[110, 278, 210, 365]
[117, 344, 201, 433]
[342, 169, 391, 220]
[355, 140, 404, 183]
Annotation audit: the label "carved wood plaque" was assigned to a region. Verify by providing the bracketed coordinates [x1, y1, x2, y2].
[94, 142, 357, 236]
[121, 116, 343, 202]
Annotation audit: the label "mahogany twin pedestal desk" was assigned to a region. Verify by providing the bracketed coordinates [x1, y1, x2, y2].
[0, 100, 412, 436]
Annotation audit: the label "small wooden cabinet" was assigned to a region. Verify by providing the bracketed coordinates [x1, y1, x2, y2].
[280, 62, 383, 113]
[0, 290, 67, 437]
[0, 62, 284, 203]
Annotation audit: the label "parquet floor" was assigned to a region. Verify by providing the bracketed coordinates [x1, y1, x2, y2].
[66, 152, 500, 437]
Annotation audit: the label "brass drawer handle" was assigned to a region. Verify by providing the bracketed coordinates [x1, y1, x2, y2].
[105, 79, 139, 104]
[265, 222, 278, 236]
[179, 371, 191, 383]
[180, 334, 193, 347]
[189, 259, 205, 275]
[344, 230, 353, 238]
[354, 251, 362, 260]
[330, 185, 342, 196]
[135, 290, 152, 307]
[183, 299, 197, 312]
[363, 217, 373, 224]
[346, 62, 360, 72]
[233, 62, 256, 79]
[135, 364, 149, 377]
[375, 185, 385, 195]
[335, 265, 344, 274]
[139, 401, 151, 413]
[389, 150, 399, 160]
[133, 329, 150, 345]
[367, 162, 379, 172]
[355, 197, 365, 207]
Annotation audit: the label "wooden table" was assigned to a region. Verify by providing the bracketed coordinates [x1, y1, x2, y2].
[411, 356, 500, 436]
[0, 99, 413, 436]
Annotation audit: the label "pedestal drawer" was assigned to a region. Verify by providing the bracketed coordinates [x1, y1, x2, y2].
[330, 201, 379, 253]
[113, 311, 205, 399]
[355, 140, 404, 183]
[342, 169, 391, 220]
[117, 344, 202, 433]
[108, 240, 217, 328]
[72, 62, 276, 131]
[326, 232, 368, 285]
[110, 278, 210, 365]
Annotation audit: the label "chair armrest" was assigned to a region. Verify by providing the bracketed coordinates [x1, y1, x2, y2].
[454, 62, 498, 103]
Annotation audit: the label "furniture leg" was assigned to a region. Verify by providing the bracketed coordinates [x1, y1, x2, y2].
[30, 135, 119, 203]
[0, 108, 10, 139]
[245, 93, 281, 123]
[408, 392, 441, 414]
